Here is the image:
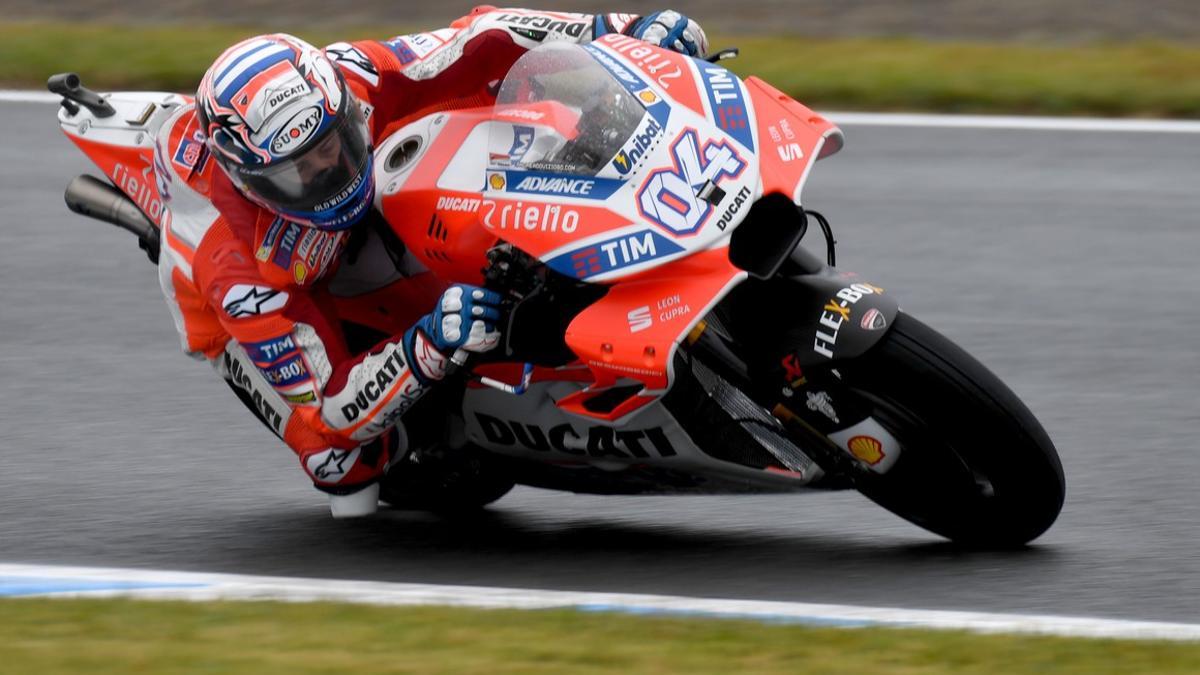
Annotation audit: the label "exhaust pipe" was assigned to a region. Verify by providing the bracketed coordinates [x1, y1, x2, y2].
[65, 174, 160, 263]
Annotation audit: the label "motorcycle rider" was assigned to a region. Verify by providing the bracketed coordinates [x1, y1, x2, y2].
[152, 7, 709, 517]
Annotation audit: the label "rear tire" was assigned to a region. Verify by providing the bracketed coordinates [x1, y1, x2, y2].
[830, 312, 1064, 546]
[379, 447, 514, 514]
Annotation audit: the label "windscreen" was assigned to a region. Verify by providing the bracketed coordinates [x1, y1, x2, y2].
[490, 42, 647, 176]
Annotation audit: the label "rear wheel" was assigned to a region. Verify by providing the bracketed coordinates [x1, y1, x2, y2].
[829, 312, 1065, 546]
[379, 447, 515, 513]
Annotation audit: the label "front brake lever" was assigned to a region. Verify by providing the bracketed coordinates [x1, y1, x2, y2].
[445, 349, 534, 395]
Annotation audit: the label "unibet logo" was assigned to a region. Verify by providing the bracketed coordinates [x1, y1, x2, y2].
[611, 117, 663, 175]
[271, 107, 322, 155]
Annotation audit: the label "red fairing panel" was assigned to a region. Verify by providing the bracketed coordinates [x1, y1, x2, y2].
[743, 77, 843, 203]
[557, 247, 746, 421]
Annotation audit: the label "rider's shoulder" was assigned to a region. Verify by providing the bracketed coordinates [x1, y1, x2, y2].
[154, 102, 216, 197]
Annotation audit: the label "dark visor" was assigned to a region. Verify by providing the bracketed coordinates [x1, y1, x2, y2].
[233, 104, 371, 214]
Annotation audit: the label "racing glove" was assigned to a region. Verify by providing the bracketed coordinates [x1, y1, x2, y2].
[621, 10, 709, 58]
[403, 284, 503, 384]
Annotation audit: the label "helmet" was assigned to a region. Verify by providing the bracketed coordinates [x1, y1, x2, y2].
[196, 34, 373, 230]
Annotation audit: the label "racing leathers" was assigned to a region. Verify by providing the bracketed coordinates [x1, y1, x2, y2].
[153, 6, 708, 511]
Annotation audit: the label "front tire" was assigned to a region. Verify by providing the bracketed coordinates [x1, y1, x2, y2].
[832, 312, 1065, 546]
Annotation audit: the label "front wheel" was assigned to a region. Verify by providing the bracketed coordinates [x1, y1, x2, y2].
[823, 312, 1065, 546]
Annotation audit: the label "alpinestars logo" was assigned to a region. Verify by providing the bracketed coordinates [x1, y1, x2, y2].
[326, 43, 379, 86]
[222, 285, 289, 318]
[308, 448, 359, 482]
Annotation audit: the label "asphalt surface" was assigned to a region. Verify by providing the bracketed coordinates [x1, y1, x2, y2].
[2, 99, 1199, 623]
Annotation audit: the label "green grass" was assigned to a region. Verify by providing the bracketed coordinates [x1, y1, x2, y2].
[2, 597, 1199, 673]
[4, 21, 1200, 117]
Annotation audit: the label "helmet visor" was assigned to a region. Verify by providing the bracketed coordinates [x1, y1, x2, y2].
[231, 103, 371, 215]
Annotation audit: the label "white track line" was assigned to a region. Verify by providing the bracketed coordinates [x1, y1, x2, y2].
[825, 111, 1200, 133]
[7, 89, 1199, 133]
[2, 563, 1197, 641]
[0, 91, 61, 103]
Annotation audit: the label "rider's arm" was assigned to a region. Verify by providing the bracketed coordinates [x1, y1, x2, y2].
[325, 7, 707, 134]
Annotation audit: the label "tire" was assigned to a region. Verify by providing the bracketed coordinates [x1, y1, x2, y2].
[832, 312, 1065, 547]
[379, 448, 515, 514]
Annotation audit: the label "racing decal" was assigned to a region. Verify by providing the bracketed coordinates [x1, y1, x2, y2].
[285, 391, 318, 405]
[508, 125, 534, 163]
[410, 330, 449, 382]
[259, 353, 312, 388]
[805, 391, 839, 424]
[598, 34, 685, 91]
[256, 217, 287, 261]
[436, 196, 481, 213]
[112, 161, 164, 223]
[697, 62, 754, 152]
[243, 332, 299, 365]
[382, 37, 419, 65]
[230, 60, 311, 133]
[813, 283, 885, 359]
[216, 47, 289, 112]
[329, 345, 424, 436]
[270, 106, 323, 157]
[306, 448, 361, 483]
[828, 418, 902, 473]
[270, 222, 303, 269]
[489, 170, 625, 200]
[582, 43, 666, 117]
[714, 186, 753, 231]
[223, 349, 288, 435]
[595, 34, 705, 116]
[627, 306, 652, 333]
[325, 42, 379, 87]
[474, 413, 678, 458]
[626, 294, 692, 334]
[172, 132, 208, 172]
[481, 199, 581, 234]
[611, 115, 664, 175]
[860, 308, 888, 331]
[222, 284, 289, 318]
[545, 230, 684, 280]
[382, 30, 453, 65]
[492, 13, 590, 40]
[637, 128, 747, 236]
[296, 228, 321, 261]
[847, 435, 884, 466]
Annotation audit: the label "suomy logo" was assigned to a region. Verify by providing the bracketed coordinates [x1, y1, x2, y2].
[271, 106, 322, 155]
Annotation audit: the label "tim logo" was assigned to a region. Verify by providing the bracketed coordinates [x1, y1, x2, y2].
[637, 128, 746, 236]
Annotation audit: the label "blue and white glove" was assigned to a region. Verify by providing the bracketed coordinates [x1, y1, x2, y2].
[404, 284, 503, 384]
[625, 10, 709, 58]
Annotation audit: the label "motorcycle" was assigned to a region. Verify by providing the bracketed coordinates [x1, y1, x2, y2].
[48, 36, 1064, 546]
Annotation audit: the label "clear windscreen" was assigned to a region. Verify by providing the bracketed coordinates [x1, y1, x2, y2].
[489, 43, 647, 176]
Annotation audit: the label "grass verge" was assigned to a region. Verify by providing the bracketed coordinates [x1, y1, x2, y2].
[3, 597, 1200, 674]
[4, 22, 1200, 117]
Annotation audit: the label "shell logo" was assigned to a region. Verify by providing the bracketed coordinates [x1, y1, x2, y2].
[638, 90, 659, 104]
[847, 435, 885, 466]
[488, 173, 506, 190]
[293, 262, 307, 284]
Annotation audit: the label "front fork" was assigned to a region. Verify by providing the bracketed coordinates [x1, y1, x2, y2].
[700, 247, 905, 477]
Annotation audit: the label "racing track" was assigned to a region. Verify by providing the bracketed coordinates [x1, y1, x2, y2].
[2, 98, 1199, 623]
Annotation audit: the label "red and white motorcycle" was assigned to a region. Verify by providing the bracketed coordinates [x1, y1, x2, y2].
[51, 37, 1064, 546]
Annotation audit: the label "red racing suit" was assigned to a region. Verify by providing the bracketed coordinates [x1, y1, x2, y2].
[153, 6, 652, 493]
